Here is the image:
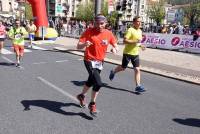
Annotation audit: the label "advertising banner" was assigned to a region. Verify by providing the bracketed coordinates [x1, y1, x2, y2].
[142, 33, 200, 54]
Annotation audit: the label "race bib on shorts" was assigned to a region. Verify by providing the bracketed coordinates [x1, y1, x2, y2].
[91, 61, 103, 70]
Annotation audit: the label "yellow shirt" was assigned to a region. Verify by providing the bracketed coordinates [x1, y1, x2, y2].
[123, 27, 142, 55]
[27, 24, 37, 35]
[8, 27, 28, 46]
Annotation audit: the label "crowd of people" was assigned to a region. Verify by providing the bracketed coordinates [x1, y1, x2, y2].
[0, 18, 37, 67]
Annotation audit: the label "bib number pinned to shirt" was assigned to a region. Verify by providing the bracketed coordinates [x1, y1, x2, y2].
[15, 34, 22, 39]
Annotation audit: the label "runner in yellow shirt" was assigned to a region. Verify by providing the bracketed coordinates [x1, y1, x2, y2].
[26, 20, 37, 48]
[8, 19, 28, 67]
[109, 16, 146, 93]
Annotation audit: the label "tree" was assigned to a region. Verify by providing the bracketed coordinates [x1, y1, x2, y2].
[75, 2, 94, 22]
[107, 11, 118, 28]
[24, 3, 33, 20]
[102, 1, 108, 17]
[147, 0, 165, 25]
[183, 2, 200, 28]
[75, 0, 118, 28]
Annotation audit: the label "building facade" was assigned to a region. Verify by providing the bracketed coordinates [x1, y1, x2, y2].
[115, 0, 147, 23]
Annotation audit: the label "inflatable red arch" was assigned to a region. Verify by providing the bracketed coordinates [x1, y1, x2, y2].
[27, 0, 48, 28]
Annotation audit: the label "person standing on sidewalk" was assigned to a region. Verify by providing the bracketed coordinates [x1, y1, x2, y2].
[109, 16, 146, 93]
[76, 14, 118, 116]
[8, 19, 28, 67]
[0, 20, 6, 54]
[26, 20, 37, 48]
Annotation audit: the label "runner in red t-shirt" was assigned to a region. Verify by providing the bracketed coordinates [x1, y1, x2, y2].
[0, 20, 6, 54]
[76, 14, 118, 116]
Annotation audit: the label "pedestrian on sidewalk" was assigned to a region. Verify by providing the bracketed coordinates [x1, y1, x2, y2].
[0, 20, 6, 54]
[109, 16, 146, 93]
[8, 19, 28, 67]
[26, 20, 37, 48]
[76, 14, 118, 116]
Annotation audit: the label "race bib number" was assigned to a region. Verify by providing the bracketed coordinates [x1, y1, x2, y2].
[91, 61, 103, 70]
[15, 34, 22, 39]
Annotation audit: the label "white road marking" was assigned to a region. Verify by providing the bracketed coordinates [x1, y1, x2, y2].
[1, 48, 14, 54]
[55, 60, 68, 63]
[37, 77, 78, 102]
[2, 56, 24, 69]
[31, 45, 48, 50]
[2, 56, 14, 63]
[37, 76, 100, 113]
[24, 49, 32, 52]
[33, 62, 47, 65]
[54, 47, 67, 51]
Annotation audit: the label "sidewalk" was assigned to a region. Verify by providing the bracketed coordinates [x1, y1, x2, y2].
[54, 37, 200, 85]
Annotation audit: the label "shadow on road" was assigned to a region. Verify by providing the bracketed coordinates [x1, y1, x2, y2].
[21, 100, 93, 120]
[173, 118, 200, 127]
[0, 62, 15, 66]
[71, 80, 85, 86]
[71, 80, 139, 95]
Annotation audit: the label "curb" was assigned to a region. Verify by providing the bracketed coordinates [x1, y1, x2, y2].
[54, 47, 200, 85]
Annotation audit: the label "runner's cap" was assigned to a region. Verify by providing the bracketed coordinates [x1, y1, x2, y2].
[95, 15, 107, 22]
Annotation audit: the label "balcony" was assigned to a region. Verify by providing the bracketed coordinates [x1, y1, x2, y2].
[128, 0, 133, 5]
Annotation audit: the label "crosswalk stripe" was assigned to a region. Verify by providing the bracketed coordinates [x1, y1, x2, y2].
[24, 49, 32, 52]
[31, 45, 48, 50]
[1, 45, 48, 55]
[1, 48, 32, 55]
[1, 48, 14, 54]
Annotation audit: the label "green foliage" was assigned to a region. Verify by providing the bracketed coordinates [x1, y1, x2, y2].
[24, 3, 33, 20]
[147, 0, 165, 25]
[75, 2, 94, 21]
[75, 0, 118, 28]
[167, 0, 198, 5]
[182, 2, 200, 27]
[102, 1, 108, 17]
[107, 11, 118, 27]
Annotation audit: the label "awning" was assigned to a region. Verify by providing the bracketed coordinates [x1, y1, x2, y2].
[0, 14, 13, 18]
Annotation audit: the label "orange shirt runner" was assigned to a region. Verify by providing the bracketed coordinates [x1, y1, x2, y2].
[79, 28, 117, 61]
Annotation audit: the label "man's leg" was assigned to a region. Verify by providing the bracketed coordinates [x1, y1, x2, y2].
[77, 60, 93, 107]
[134, 66, 145, 92]
[109, 54, 129, 81]
[90, 90, 99, 103]
[77, 84, 90, 108]
[134, 67, 141, 86]
[0, 41, 3, 53]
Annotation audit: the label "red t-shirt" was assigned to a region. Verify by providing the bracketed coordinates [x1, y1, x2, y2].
[79, 28, 117, 61]
[0, 25, 6, 38]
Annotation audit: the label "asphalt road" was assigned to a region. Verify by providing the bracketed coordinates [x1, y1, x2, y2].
[0, 43, 200, 134]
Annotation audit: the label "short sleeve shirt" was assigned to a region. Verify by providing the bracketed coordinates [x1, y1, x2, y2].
[0, 25, 6, 38]
[79, 28, 117, 61]
[123, 27, 142, 55]
[8, 27, 28, 45]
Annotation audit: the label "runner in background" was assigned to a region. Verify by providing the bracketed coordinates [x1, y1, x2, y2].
[0, 20, 6, 54]
[109, 16, 146, 93]
[8, 19, 28, 67]
[26, 20, 37, 48]
[76, 14, 118, 116]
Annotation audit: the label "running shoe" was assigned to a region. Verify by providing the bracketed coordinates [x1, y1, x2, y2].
[109, 70, 115, 81]
[88, 102, 97, 116]
[15, 63, 20, 67]
[135, 85, 146, 93]
[76, 94, 86, 108]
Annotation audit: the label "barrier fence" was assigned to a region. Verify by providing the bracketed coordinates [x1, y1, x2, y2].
[60, 28, 200, 54]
